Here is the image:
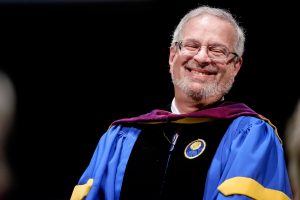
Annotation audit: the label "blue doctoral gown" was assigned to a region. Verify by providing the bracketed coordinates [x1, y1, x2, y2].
[70, 103, 292, 200]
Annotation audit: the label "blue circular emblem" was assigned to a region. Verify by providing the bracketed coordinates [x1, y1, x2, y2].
[184, 139, 206, 159]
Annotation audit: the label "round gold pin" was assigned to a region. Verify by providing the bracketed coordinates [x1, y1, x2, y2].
[184, 139, 206, 159]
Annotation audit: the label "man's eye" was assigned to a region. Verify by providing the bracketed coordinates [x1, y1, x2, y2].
[209, 47, 226, 55]
[184, 44, 199, 51]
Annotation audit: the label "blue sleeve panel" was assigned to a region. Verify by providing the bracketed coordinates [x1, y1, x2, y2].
[204, 116, 292, 200]
[75, 125, 141, 200]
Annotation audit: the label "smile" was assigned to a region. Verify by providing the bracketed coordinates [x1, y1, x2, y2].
[185, 66, 216, 76]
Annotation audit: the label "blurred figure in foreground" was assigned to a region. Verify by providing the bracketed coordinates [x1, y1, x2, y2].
[286, 100, 300, 200]
[0, 70, 16, 200]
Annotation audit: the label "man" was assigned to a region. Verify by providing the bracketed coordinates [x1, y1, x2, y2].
[71, 5, 292, 200]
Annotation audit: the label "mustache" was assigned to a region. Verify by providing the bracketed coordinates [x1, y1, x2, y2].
[185, 61, 218, 73]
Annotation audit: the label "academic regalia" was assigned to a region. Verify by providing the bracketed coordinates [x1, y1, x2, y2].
[70, 101, 292, 200]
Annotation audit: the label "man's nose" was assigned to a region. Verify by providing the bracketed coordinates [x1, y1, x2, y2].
[193, 47, 211, 63]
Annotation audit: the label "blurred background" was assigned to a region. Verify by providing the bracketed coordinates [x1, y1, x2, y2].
[0, 0, 299, 199]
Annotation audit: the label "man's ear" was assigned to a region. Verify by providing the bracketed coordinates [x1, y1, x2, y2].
[169, 46, 176, 67]
[233, 56, 243, 76]
[232, 57, 243, 76]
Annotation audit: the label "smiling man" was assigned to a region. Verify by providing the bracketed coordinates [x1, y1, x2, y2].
[169, 9, 242, 113]
[71, 6, 293, 200]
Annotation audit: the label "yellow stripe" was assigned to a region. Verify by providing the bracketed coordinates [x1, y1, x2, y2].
[136, 117, 213, 124]
[218, 177, 291, 200]
[70, 179, 93, 200]
[173, 117, 213, 124]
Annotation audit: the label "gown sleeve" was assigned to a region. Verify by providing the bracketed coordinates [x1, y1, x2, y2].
[204, 116, 292, 200]
[70, 125, 141, 200]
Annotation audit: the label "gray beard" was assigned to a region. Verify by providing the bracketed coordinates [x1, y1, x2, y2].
[171, 73, 234, 101]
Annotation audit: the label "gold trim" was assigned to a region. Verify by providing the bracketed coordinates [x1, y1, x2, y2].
[173, 117, 213, 124]
[135, 117, 213, 124]
[258, 114, 282, 144]
[70, 178, 93, 200]
[218, 176, 291, 200]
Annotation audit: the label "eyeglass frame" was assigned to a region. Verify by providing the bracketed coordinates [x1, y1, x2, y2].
[174, 40, 239, 62]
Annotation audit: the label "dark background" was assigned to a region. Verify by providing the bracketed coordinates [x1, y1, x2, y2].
[1, 0, 299, 199]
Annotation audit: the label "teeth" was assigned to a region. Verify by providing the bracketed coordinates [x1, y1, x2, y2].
[192, 71, 202, 74]
[186, 67, 212, 75]
[191, 70, 206, 75]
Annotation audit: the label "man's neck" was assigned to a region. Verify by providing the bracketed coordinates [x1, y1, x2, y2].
[172, 96, 225, 114]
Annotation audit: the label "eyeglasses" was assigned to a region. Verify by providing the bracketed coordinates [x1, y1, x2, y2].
[175, 40, 239, 63]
